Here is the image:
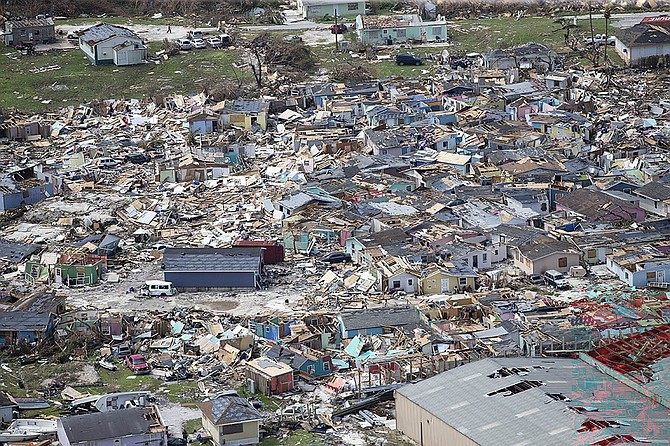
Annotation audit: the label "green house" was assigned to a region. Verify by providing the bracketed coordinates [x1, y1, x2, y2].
[25, 251, 106, 286]
[356, 14, 447, 45]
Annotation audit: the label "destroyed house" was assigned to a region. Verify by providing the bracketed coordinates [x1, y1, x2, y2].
[3, 17, 55, 46]
[338, 305, 422, 339]
[0, 165, 60, 212]
[57, 406, 167, 446]
[163, 248, 263, 289]
[0, 117, 49, 141]
[395, 357, 670, 446]
[0, 311, 54, 346]
[248, 317, 294, 341]
[0, 239, 41, 264]
[483, 42, 556, 70]
[198, 396, 262, 446]
[246, 357, 294, 395]
[25, 248, 107, 286]
[0, 391, 17, 422]
[556, 188, 646, 224]
[606, 246, 670, 288]
[78, 23, 146, 66]
[216, 100, 270, 131]
[266, 344, 334, 379]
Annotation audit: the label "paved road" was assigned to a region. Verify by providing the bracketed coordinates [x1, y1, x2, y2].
[572, 11, 666, 28]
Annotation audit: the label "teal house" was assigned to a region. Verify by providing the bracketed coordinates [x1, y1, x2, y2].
[297, 0, 366, 19]
[356, 14, 447, 45]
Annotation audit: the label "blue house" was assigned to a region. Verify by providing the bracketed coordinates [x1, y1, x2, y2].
[249, 317, 294, 341]
[0, 165, 60, 212]
[0, 312, 55, 347]
[338, 305, 423, 339]
[266, 345, 334, 379]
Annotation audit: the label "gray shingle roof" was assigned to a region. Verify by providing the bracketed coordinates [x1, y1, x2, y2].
[517, 235, 576, 260]
[60, 407, 160, 443]
[80, 23, 139, 45]
[162, 248, 261, 273]
[634, 181, 670, 201]
[0, 312, 51, 332]
[339, 305, 421, 332]
[0, 238, 41, 263]
[396, 357, 670, 445]
[200, 396, 262, 425]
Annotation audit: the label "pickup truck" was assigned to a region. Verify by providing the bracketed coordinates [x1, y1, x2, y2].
[584, 34, 615, 46]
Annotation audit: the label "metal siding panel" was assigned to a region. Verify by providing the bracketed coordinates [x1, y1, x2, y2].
[164, 272, 255, 288]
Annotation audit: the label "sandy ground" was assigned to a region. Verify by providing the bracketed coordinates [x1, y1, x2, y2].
[63, 262, 312, 317]
[56, 23, 217, 43]
[158, 402, 201, 437]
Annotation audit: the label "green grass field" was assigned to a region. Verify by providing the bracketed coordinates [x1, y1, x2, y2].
[0, 15, 621, 113]
[0, 47, 249, 113]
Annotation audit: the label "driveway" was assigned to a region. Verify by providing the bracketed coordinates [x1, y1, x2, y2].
[56, 23, 217, 42]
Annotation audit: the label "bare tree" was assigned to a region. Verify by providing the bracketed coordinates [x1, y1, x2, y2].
[246, 33, 315, 88]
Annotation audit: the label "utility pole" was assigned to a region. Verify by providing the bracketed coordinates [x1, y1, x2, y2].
[334, 9, 339, 51]
[603, 6, 611, 65]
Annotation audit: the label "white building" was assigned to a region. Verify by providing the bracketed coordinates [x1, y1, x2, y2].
[614, 19, 670, 67]
[79, 23, 146, 66]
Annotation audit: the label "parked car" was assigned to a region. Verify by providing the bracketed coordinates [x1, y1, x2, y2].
[206, 36, 222, 48]
[116, 343, 132, 358]
[543, 269, 570, 289]
[187, 30, 204, 40]
[322, 252, 352, 263]
[219, 34, 232, 46]
[124, 152, 151, 164]
[192, 38, 207, 49]
[283, 35, 303, 43]
[126, 354, 150, 374]
[526, 274, 544, 286]
[175, 38, 193, 50]
[95, 157, 119, 168]
[330, 24, 348, 34]
[395, 53, 423, 66]
[66, 31, 80, 40]
[276, 405, 306, 419]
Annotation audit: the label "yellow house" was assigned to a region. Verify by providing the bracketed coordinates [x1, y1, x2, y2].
[198, 396, 262, 446]
[421, 261, 478, 294]
[216, 99, 269, 131]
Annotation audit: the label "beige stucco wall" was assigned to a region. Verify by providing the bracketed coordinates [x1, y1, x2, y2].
[513, 249, 581, 275]
[395, 393, 479, 446]
[421, 273, 475, 294]
[202, 416, 260, 445]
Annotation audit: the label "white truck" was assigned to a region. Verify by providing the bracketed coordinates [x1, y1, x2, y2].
[584, 34, 615, 47]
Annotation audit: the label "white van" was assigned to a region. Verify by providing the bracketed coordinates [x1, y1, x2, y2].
[139, 280, 176, 297]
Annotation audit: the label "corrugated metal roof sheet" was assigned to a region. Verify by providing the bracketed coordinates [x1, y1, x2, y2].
[396, 357, 670, 445]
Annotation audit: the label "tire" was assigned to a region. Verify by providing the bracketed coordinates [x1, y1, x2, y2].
[415, 61, 421, 66]
[160, 293, 166, 297]
[398, 61, 404, 66]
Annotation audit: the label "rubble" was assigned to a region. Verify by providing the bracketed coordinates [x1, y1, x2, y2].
[4, 10, 670, 445]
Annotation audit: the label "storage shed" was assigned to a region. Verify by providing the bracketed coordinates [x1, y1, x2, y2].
[162, 248, 263, 289]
